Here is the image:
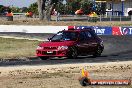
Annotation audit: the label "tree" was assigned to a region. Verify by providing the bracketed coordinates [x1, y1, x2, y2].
[21, 7, 28, 13]
[10, 7, 21, 13]
[28, 2, 38, 16]
[0, 6, 11, 14]
[37, 0, 106, 21]
[37, 0, 59, 21]
[67, 0, 81, 14]
[0, 5, 4, 13]
[37, 0, 45, 20]
[80, 0, 93, 14]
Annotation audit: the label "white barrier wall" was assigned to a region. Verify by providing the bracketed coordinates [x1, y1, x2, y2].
[1, 25, 132, 35]
[0, 25, 68, 33]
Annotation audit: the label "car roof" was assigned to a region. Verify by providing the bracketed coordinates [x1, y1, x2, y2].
[63, 28, 93, 32]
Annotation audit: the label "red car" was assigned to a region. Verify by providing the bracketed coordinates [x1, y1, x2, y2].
[36, 28, 104, 60]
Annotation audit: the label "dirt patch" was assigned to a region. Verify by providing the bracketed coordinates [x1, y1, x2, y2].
[0, 61, 132, 88]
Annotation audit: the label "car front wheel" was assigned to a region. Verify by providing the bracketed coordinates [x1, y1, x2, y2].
[68, 47, 78, 59]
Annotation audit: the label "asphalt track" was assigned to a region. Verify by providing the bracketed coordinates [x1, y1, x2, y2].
[0, 34, 132, 66]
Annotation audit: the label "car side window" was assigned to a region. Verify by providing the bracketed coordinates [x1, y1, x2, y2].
[85, 31, 92, 38]
[79, 32, 87, 41]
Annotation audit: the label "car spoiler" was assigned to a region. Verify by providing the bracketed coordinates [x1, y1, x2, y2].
[68, 27, 95, 33]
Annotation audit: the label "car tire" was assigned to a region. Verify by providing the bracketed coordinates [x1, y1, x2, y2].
[68, 47, 78, 59]
[39, 56, 49, 60]
[93, 45, 102, 57]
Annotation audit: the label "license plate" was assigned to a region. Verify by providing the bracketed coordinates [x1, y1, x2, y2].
[47, 51, 53, 53]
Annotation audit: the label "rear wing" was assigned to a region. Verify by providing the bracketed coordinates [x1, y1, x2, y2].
[68, 26, 95, 33]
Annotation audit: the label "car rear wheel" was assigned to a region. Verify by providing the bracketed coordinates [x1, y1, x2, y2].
[68, 47, 78, 59]
[93, 46, 102, 57]
[39, 56, 49, 60]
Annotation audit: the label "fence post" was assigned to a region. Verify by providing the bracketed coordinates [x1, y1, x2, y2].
[131, 15, 132, 21]
[110, 16, 111, 21]
[100, 15, 102, 22]
[120, 14, 122, 22]
[87, 16, 89, 22]
[56, 15, 58, 22]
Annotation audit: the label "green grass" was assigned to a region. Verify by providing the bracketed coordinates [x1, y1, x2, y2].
[0, 37, 40, 59]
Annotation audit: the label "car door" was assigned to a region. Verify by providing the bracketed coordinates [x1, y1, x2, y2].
[77, 31, 89, 54]
[85, 31, 98, 53]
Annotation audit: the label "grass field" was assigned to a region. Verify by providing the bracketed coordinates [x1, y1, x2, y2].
[0, 37, 40, 59]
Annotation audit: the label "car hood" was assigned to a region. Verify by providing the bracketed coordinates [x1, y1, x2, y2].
[39, 41, 76, 47]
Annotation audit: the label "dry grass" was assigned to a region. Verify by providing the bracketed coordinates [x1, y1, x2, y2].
[0, 37, 40, 59]
[0, 19, 132, 26]
[0, 62, 132, 88]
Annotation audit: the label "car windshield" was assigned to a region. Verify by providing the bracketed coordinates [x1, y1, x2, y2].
[51, 31, 78, 41]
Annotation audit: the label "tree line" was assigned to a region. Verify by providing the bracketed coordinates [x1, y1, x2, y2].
[0, 0, 106, 21]
[37, 0, 106, 21]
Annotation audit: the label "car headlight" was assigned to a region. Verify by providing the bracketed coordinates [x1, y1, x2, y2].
[58, 46, 68, 50]
[37, 46, 43, 50]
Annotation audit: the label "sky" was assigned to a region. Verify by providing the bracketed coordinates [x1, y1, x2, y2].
[0, 0, 37, 8]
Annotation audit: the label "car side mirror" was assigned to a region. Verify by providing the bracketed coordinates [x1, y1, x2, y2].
[48, 38, 51, 41]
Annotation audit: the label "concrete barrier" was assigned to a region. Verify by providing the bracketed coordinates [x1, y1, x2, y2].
[0, 25, 132, 35]
[0, 25, 68, 33]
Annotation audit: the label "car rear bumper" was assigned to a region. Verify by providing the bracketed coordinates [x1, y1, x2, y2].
[36, 50, 68, 57]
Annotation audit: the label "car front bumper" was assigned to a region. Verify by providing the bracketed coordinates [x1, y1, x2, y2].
[36, 49, 68, 57]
